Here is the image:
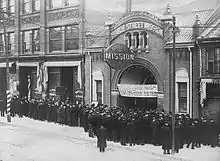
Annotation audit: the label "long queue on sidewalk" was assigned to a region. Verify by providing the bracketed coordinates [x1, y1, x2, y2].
[1, 96, 220, 154]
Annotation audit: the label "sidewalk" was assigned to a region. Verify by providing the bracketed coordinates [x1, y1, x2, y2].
[1, 116, 220, 161]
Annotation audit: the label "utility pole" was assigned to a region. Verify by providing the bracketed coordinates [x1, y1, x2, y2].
[0, 8, 11, 122]
[171, 15, 176, 155]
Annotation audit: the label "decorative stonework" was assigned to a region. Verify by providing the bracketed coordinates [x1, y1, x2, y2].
[48, 8, 79, 22]
[113, 11, 162, 30]
[0, 18, 15, 28]
[21, 15, 40, 25]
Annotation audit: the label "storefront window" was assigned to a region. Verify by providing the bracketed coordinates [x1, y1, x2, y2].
[50, 27, 62, 51]
[65, 25, 79, 50]
[178, 82, 187, 113]
[48, 67, 60, 97]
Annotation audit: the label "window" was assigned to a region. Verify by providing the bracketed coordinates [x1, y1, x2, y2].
[8, 32, 14, 54]
[64, 0, 79, 6]
[50, 27, 62, 51]
[0, 0, 7, 12]
[23, 0, 31, 13]
[65, 25, 79, 50]
[33, 29, 40, 52]
[32, 0, 40, 11]
[207, 48, 220, 74]
[0, 34, 4, 55]
[50, 0, 62, 8]
[8, 0, 14, 15]
[178, 82, 187, 113]
[96, 80, 102, 104]
[22, 30, 32, 53]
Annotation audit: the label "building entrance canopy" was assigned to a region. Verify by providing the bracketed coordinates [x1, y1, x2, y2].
[117, 84, 162, 98]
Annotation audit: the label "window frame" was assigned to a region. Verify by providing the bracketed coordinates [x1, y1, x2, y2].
[21, 30, 32, 54]
[32, 29, 40, 52]
[207, 48, 220, 75]
[32, 0, 40, 12]
[23, 0, 31, 14]
[49, 27, 63, 52]
[65, 25, 79, 51]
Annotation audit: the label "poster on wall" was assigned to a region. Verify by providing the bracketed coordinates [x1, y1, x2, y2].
[9, 74, 19, 96]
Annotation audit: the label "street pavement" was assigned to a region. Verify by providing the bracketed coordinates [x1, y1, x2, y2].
[0, 116, 219, 161]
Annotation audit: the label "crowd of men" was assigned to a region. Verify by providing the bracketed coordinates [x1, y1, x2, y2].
[1, 96, 220, 154]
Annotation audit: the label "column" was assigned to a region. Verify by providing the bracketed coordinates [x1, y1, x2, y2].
[40, 0, 47, 55]
[130, 32, 135, 50]
[78, 62, 82, 88]
[189, 47, 193, 117]
[62, 26, 65, 52]
[145, 34, 149, 48]
[138, 32, 142, 49]
[124, 34, 129, 48]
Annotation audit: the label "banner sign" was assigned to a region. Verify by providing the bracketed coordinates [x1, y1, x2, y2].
[112, 21, 163, 37]
[117, 84, 161, 98]
[105, 44, 135, 70]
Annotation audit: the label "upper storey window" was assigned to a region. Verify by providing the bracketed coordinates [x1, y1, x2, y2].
[0, 34, 4, 55]
[0, 0, 7, 12]
[64, 0, 79, 6]
[50, 27, 62, 51]
[207, 48, 220, 75]
[0, 0, 14, 15]
[49, 0, 79, 9]
[23, 0, 31, 13]
[49, 0, 62, 9]
[8, 0, 15, 15]
[65, 25, 79, 50]
[32, 0, 40, 12]
[124, 31, 149, 52]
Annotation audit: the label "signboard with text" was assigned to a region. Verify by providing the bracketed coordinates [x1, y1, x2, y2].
[104, 44, 135, 70]
[112, 21, 163, 37]
[117, 84, 162, 98]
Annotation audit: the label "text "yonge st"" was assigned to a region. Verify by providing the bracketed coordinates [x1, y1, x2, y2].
[104, 52, 135, 61]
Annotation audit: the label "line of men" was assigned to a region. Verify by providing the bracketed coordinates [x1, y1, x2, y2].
[5, 96, 220, 154]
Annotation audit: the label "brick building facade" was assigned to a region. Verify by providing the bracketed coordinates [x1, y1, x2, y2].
[85, 2, 220, 120]
[0, 0, 85, 103]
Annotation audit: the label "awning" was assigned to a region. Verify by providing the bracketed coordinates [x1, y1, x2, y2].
[117, 84, 162, 98]
[200, 78, 220, 107]
[0, 62, 12, 68]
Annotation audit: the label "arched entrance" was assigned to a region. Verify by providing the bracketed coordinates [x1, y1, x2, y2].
[117, 64, 158, 109]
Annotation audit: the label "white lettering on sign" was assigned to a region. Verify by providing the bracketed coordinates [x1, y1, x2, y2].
[105, 52, 135, 61]
[117, 84, 161, 98]
[112, 21, 163, 37]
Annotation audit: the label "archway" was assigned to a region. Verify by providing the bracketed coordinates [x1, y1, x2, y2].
[117, 64, 158, 109]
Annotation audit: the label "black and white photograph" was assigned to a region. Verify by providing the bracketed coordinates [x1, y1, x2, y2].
[0, 0, 220, 160]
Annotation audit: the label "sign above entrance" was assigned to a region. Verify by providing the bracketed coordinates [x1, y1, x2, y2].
[104, 44, 135, 70]
[117, 84, 161, 98]
[112, 21, 163, 37]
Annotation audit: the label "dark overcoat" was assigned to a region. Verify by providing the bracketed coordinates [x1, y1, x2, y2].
[97, 126, 107, 148]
